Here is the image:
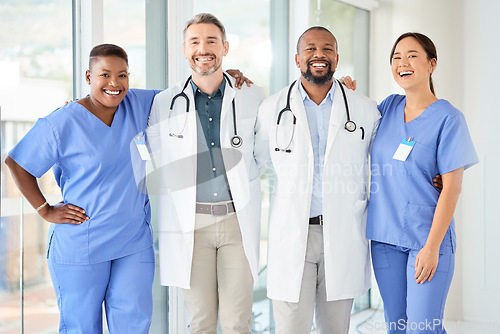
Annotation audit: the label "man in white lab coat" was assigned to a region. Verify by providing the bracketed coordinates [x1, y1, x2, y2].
[255, 26, 380, 333]
[147, 13, 266, 334]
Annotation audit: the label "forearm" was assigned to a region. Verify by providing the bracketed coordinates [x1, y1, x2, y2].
[5, 155, 47, 210]
[424, 168, 464, 250]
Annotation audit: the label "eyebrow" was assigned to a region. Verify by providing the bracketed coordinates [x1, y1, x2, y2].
[304, 43, 335, 48]
[393, 50, 419, 55]
[100, 69, 128, 73]
[188, 36, 219, 41]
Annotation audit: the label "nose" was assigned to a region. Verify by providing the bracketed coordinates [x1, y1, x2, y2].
[313, 49, 325, 58]
[198, 41, 209, 53]
[399, 58, 410, 67]
[109, 77, 118, 86]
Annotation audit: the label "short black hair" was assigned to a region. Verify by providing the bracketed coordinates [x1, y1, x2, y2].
[89, 44, 128, 69]
[296, 26, 337, 53]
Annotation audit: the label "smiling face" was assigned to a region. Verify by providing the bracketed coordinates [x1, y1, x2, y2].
[391, 36, 437, 93]
[295, 28, 339, 86]
[86, 55, 129, 111]
[183, 23, 229, 77]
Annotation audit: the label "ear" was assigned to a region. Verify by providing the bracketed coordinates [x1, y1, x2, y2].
[295, 54, 300, 68]
[429, 58, 437, 73]
[223, 41, 229, 57]
[183, 43, 188, 59]
[85, 70, 91, 85]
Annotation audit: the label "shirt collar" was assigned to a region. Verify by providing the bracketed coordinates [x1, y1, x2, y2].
[297, 79, 336, 105]
[190, 77, 226, 98]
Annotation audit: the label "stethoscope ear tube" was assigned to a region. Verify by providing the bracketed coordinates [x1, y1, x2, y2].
[168, 74, 243, 148]
[223, 73, 243, 149]
[336, 80, 356, 132]
[275, 81, 297, 153]
[274, 79, 362, 154]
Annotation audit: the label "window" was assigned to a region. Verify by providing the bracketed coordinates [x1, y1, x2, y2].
[0, 1, 73, 332]
[103, 0, 147, 89]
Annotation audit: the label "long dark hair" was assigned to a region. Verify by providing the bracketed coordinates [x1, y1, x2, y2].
[390, 32, 437, 95]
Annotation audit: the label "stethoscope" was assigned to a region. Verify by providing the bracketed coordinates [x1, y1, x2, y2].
[168, 73, 242, 148]
[275, 79, 360, 153]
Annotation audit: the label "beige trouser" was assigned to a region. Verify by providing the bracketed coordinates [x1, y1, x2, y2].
[182, 213, 254, 334]
[273, 225, 353, 334]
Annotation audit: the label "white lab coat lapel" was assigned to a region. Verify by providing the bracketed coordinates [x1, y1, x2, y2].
[220, 80, 236, 147]
[324, 81, 345, 164]
[171, 82, 197, 234]
[185, 83, 199, 155]
[289, 82, 313, 153]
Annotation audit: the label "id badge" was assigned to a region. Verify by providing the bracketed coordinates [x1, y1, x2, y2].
[134, 134, 151, 161]
[392, 138, 415, 161]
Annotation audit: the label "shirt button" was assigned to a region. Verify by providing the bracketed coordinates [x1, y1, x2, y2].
[209, 117, 213, 122]
[213, 167, 216, 171]
[208, 96, 212, 99]
[211, 142, 215, 146]
[214, 192, 218, 197]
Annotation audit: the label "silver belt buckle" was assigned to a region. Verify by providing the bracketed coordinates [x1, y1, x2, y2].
[319, 215, 323, 226]
[211, 203, 228, 216]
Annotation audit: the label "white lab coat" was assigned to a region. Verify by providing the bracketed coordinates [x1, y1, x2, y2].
[147, 74, 266, 288]
[255, 79, 381, 302]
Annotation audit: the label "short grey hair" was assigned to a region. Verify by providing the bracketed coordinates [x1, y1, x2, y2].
[183, 13, 227, 43]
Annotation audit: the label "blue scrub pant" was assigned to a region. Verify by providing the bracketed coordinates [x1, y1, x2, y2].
[371, 241, 454, 334]
[47, 246, 155, 334]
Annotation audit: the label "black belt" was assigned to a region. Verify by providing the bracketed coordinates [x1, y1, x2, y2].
[309, 215, 323, 225]
[196, 202, 235, 216]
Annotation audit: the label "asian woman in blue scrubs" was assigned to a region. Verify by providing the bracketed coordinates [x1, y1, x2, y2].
[366, 33, 479, 333]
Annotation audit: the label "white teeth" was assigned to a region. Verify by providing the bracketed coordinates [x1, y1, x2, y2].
[400, 71, 413, 76]
[105, 90, 120, 95]
[197, 57, 213, 61]
[311, 63, 326, 67]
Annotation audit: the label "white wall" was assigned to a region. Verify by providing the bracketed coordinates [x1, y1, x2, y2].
[371, 0, 500, 323]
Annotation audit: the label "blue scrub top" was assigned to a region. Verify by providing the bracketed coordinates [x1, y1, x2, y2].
[367, 94, 479, 252]
[9, 89, 160, 264]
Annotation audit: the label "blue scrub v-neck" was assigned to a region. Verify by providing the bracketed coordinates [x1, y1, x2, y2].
[366, 94, 478, 252]
[9, 89, 159, 264]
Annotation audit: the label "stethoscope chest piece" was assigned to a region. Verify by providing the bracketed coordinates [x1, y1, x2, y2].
[168, 73, 243, 147]
[345, 120, 356, 132]
[231, 135, 243, 148]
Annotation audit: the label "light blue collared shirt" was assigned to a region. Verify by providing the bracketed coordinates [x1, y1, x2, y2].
[298, 81, 336, 218]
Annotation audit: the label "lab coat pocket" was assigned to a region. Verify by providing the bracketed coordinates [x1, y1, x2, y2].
[337, 129, 367, 163]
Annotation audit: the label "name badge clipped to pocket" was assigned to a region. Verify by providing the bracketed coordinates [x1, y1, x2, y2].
[134, 134, 151, 161]
[392, 138, 415, 161]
